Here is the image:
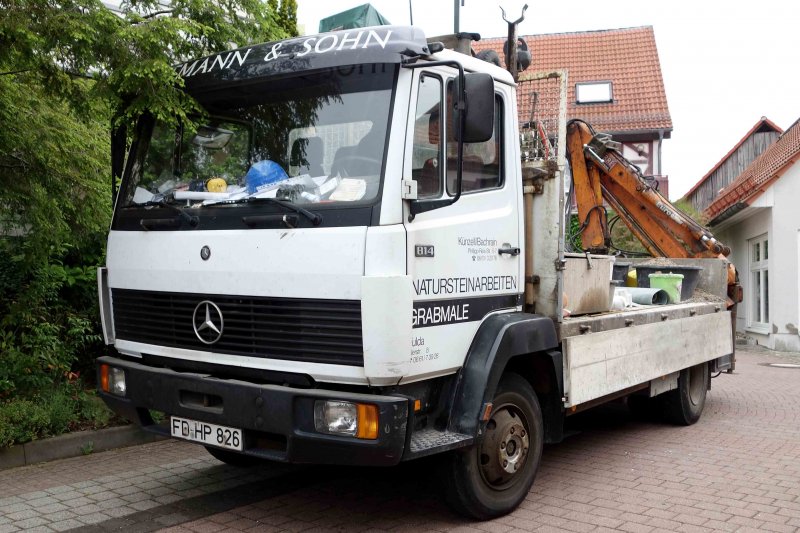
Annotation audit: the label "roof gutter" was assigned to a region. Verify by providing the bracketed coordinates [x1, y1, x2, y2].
[708, 201, 748, 227]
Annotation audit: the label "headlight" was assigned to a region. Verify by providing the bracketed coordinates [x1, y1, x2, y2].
[313, 400, 378, 439]
[100, 364, 127, 397]
[109, 367, 126, 396]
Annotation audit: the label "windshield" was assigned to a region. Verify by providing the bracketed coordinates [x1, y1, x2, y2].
[118, 64, 396, 216]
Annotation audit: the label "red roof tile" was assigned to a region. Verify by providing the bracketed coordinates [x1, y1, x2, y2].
[473, 26, 672, 134]
[683, 117, 783, 199]
[706, 119, 800, 221]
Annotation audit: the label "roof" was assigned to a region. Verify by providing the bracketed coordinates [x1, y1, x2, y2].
[683, 117, 783, 199]
[706, 118, 800, 222]
[473, 26, 672, 135]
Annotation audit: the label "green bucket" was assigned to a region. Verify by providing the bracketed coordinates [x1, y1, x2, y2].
[648, 273, 684, 303]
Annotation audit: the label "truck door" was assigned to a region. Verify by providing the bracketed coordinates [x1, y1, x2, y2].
[402, 69, 523, 379]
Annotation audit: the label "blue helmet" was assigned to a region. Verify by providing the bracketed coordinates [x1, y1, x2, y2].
[245, 160, 288, 194]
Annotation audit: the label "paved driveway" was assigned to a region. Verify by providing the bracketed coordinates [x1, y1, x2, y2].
[1, 345, 798, 533]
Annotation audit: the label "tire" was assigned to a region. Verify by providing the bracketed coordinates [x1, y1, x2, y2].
[660, 362, 709, 425]
[205, 446, 264, 467]
[442, 373, 544, 520]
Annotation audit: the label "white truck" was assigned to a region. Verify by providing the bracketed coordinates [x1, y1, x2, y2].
[97, 25, 737, 519]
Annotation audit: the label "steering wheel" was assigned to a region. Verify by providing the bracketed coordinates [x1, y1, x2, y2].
[332, 155, 381, 178]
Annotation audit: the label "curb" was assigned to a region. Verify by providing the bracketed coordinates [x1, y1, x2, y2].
[0, 425, 166, 470]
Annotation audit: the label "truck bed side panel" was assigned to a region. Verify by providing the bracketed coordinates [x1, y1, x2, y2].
[563, 311, 732, 406]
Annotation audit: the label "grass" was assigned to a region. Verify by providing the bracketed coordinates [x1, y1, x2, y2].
[0, 382, 124, 448]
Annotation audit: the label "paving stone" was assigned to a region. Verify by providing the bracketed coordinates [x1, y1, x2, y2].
[40, 510, 76, 522]
[9, 517, 49, 530]
[112, 484, 141, 496]
[48, 520, 85, 532]
[0, 503, 30, 515]
[78, 485, 106, 496]
[155, 494, 184, 505]
[5, 510, 38, 522]
[87, 490, 121, 502]
[128, 499, 160, 512]
[95, 497, 129, 510]
[19, 492, 50, 501]
[0, 347, 798, 533]
[51, 491, 82, 502]
[0, 497, 24, 508]
[56, 493, 94, 507]
[33, 503, 68, 515]
[77, 512, 113, 525]
[70, 503, 103, 516]
[25, 496, 59, 509]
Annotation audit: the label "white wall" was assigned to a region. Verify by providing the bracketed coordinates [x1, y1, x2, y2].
[717, 208, 770, 345]
[715, 161, 800, 351]
[769, 162, 800, 351]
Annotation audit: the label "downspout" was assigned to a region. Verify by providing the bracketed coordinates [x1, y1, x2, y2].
[657, 129, 664, 176]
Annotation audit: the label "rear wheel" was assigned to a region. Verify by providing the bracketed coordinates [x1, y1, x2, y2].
[661, 363, 709, 425]
[205, 446, 264, 467]
[442, 373, 543, 520]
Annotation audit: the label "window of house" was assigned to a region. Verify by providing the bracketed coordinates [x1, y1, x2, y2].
[576, 81, 613, 104]
[748, 234, 769, 330]
[410, 74, 443, 199]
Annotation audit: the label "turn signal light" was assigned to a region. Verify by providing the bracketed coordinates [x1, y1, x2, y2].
[356, 403, 378, 440]
[100, 364, 109, 393]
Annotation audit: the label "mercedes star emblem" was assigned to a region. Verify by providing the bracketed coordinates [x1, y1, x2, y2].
[200, 245, 211, 260]
[192, 300, 224, 344]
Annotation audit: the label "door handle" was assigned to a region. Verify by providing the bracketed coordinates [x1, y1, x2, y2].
[498, 245, 520, 256]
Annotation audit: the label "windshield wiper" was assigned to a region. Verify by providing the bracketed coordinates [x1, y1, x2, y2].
[224, 196, 323, 226]
[129, 198, 200, 229]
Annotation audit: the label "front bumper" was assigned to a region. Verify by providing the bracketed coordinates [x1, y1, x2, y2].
[97, 356, 409, 466]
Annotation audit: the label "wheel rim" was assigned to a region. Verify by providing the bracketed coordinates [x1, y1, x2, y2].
[687, 365, 705, 406]
[479, 403, 530, 490]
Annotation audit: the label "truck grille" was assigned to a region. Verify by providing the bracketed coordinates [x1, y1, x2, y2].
[111, 289, 364, 366]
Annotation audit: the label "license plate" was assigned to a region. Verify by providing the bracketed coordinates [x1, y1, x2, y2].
[170, 416, 243, 451]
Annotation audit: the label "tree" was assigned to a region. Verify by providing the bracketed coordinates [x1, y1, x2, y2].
[0, 72, 109, 396]
[0, 0, 296, 396]
[0, 0, 296, 124]
[278, 0, 299, 36]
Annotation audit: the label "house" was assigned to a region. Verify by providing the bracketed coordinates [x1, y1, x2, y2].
[473, 26, 672, 195]
[683, 117, 782, 213]
[698, 118, 800, 351]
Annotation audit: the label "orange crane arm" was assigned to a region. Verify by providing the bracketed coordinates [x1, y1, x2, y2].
[566, 120, 730, 259]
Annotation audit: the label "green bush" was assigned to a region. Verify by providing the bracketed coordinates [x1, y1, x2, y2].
[0, 400, 50, 447]
[0, 383, 117, 448]
[77, 392, 112, 428]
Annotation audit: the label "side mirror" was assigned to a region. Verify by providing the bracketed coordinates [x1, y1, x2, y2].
[462, 72, 494, 143]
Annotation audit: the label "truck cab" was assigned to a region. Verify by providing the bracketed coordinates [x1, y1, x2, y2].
[97, 25, 734, 519]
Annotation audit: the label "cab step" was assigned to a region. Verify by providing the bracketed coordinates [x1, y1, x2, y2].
[406, 428, 473, 459]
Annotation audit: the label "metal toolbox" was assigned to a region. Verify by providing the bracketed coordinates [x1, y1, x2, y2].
[563, 253, 615, 315]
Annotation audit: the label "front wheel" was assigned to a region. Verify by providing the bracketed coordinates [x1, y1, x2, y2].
[661, 362, 709, 425]
[442, 373, 544, 520]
